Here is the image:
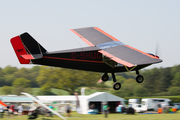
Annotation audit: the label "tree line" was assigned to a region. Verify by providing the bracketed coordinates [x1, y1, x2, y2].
[111, 65, 180, 97]
[0, 64, 180, 97]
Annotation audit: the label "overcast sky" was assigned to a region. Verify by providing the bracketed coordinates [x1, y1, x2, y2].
[0, 0, 180, 69]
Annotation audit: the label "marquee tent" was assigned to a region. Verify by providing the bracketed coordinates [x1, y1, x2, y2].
[37, 92, 125, 114]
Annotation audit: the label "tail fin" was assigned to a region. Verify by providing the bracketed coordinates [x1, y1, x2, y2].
[10, 32, 47, 64]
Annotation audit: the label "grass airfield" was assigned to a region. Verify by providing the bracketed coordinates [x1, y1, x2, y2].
[2, 111, 180, 120]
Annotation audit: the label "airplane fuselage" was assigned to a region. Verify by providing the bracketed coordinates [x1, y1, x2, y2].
[32, 49, 150, 73]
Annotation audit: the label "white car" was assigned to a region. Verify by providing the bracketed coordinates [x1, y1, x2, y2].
[131, 104, 145, 113]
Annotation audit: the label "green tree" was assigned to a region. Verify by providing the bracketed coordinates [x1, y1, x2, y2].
[111, 78, 136, 97]
[37, 66, 100, 95]
[0, 67, 3, 76]
[13, 78, 31, 88]
[13, 67, 40, 87]
[1, 86, 13, 95]
[12, 78, 31, 95]
[143, 68, 161, 95]
[37, 83, 56, 95]
[0, 76, 6, 87]
[171, 72, 180, 86]
[116, 76, 127, 84]
[133, 85, 147, 97]
[4, 74, 16, 86]
[13, 86, 32, 95]
[2, 65, 17, 74]
[157, 67, 172, 93]
[171, 65, 180, 77]
[96, 82, 109, 92]
[168, 86, 180, 95]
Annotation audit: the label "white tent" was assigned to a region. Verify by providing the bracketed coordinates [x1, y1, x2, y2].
[81, 92, 125, 114]
[37, 92, 125, 114]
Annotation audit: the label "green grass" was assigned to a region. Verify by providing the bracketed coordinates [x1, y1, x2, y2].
[104, 81, 113, 88]
[1, 111, 180, 120]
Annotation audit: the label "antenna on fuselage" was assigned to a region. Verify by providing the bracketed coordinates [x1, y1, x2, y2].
[78, 42, 84, 51]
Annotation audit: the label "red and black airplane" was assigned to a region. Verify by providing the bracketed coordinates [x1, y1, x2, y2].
[10, 27, 162, 90]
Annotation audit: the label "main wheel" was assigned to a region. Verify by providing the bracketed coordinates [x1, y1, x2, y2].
[101, 73, 109, 82]
[113, 82, 121, 90]
[136, 75, 144, 83]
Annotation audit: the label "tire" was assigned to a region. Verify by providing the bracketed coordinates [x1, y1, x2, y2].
[136, 75, 144, 83]
[113, 82, 121, 90]
[101, 73, 109, 82]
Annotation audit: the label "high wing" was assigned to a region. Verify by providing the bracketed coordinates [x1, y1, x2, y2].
[99, 45, 162, 67]
[70, 27, 119, 46]
[71, 27, 162, 67]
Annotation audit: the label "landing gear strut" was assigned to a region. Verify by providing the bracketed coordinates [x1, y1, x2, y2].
[136, 70, 144, 83]
[112, 73, 121, 90]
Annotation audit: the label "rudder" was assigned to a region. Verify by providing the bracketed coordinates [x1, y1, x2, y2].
[10, 36, 31, 64]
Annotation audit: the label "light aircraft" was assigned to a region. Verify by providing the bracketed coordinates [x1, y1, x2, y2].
[10, 27, 162, 90]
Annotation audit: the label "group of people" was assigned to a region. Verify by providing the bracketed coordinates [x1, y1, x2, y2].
[28, 104, 55, 119]
[28, 103, 72, 119]
[156, 103, 177, 114]
[89, 103, 110, 118]
[0, 104, 23, 118]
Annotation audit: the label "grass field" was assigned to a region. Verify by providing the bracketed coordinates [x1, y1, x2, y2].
[1, 111, 180, 120]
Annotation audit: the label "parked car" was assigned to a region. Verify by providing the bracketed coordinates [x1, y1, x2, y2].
[131, 104, 146, 113]
[173, 103, 180, 110]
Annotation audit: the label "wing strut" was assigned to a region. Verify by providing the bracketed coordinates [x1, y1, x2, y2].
[124, 65, 137, 72]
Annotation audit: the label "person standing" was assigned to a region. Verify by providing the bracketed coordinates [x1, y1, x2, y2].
[103, 103, 110, 118]
[17, 104, 23, 117]
[5, 105, 10, 118]
[48, 105, 53, 117]
[65, 103, 71, 117]
[10, 105, 15, 118]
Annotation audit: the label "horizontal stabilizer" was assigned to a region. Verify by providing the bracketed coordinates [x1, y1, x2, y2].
[21, 54, 42, 60]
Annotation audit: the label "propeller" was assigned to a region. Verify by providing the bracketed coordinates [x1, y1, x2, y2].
[155, 41, 161, 58]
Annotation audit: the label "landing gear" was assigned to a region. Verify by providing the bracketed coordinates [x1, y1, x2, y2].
[113, 82, 121, 90]
[112, 73, 121, 90]
[101, 73, 109, 82]
[101, 72, 121, 90]
[136, 70, 144, 83]
[136, 75, 144, 83]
